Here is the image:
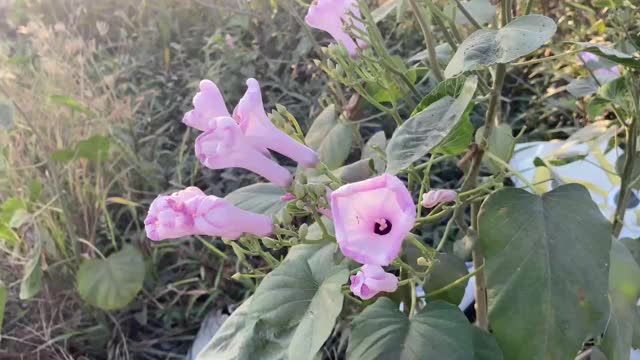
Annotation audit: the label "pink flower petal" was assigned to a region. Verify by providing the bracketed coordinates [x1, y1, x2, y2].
[421, 189, 457, 208]
[350, 264, 398, 300]
[305, 0, 367, 57]
[331, 174, 416, 265]
[182, 80, 231, 131]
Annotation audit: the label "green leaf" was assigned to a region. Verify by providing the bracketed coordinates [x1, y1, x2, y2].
[476, 123, 515, 173]
[423, 253, 469, 305]
[305, 105, 337, 149]
[28, 180, 43, 202]
[601, 241, 640, 359]
[334, 159, 373, 183]
[0, 280, 6, 336]
[372, 0, 400, 22]
[19, 241, 42, 300]
[305, 105, 352, 169]
[76, 135, 110, 162]
[225, 183, 287, 215]
[0, 223, 21, 246]
[362, 131, 386, 173]
[471, 327, 504, 360]
[76, 244, 145, 310]
[445, 15, 557, 78]
[50, 95, 94, 116]
[0, 100, 13, 130]
[478, 184, 612, 359]
[386, 76, 477, 174]
[412, 76, 467, 116]
[197, 243, 348, 360]
[443, 0, 496, 25]
[620, 237, 640, 266]
[347, 298, 474, 360]
[51, 148, 76, 163]
[567, 77, 600, 98]
[1, 197, 27, 224]
[573, 42, 640, 68]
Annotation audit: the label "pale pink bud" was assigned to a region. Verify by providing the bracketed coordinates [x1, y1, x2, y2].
[350, 264, 398, 300]
[225, 34, 235, 49]
[331, 174, 416, 265]
[195, 117, 293, 187]
[421, 189, 458, 208]
[281, 192, 296, 202]
[234, 79, 319, 168]
[182, 80, 230, 131]
[305, 0, 368, 57]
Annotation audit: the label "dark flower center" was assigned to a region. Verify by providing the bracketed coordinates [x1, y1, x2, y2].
[373, 218, 392, 235]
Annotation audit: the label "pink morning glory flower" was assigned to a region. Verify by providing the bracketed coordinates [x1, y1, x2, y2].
[350, 264, 398, 300]
[305, 0, 368, 57]
[330, 174, 416, 265]
[182, 80, 230, 131]
[421, 189, 457, 208]
[234, 79, 319, 168]
[188, 195, 272, 239]
[144, 187, 272, 241]
[144, 187, 204, 241]
[577, 52, 620, 83]
[195, 117, 293, 188]
[182, 78, 318, 168]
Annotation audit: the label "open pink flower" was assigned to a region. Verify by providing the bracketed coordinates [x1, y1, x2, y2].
[330, 174, 415, 265]
[350, 265, 398, 300]
[305, 0, 368, 57]
[577, 52, 620, 83]
[421, 189, 457, 208]
[182, 80, 230, 131]
[234, 79, 318, 167]
[144, 187, 273, 241]
[195, 117, 293, 187]
[182, 78, 318, 168]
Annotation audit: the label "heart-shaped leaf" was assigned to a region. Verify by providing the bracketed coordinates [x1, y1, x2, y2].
[347, 298, 475, 360]
[197, 243, 348, 360]
[386, 76, 477, 174]
[423, 253, 470, 305]
[445, 15, 557, 78]
[478, 184, 611, 359]
[471, 327, 504, 360]
[600, 241, 640, 360]
[305, 105, 352, 169]
[225, 183, 287, 215]
[76, 244, 145, 310]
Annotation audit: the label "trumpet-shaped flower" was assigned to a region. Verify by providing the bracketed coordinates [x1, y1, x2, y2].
[182, 78, 318, 168]
[195, 117, 293, 187]
[234, 79, 318, 167]
[182, 80, 230, 131]
[144, 187, 204, 241]
[330, 174, 416, 265]
[305, 0, 367, 57]
[189, 195, 273, 239]
[421, 189, 457, 208]
[350, 265, 398, 300]
[144, 187, 272, 241]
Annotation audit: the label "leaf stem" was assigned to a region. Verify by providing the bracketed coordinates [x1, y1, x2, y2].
[425, 264, 484, 299]
[408, 0, 444, 82]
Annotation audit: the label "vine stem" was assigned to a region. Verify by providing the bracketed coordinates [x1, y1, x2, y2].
[425, 264, 485, 299]
[408, 0, 444, 82]
[612, 79, 640, 237]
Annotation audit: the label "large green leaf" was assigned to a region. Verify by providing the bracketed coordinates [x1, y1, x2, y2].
[198, 243, 348, 360]
[573, 42, 640, 68]
[386, 76, 477, 174]
[445, 15, 557, 78]
[601, 241, 640, 360]
[347, 298, 475, 360]
[225, 183, 287, 215]
[423, 253, 469, 305]
[471, 327, 504, 360]
[443, 0, 496, 25]
[76, 244, 145, 310]
[478, 184, 612, 359]
[19, 240, 42, 300]
[362, 131, 386, 173]
[305, 105, 353, 169]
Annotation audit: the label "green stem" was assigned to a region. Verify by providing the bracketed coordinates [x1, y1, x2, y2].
[613, 80, 639, 237]
[426, 264, 485, 299]
[515, 49, 583, 66]
[453, 0, 483, 30]
[409, 279, 417, 319]
[408, 0, 444, 82]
